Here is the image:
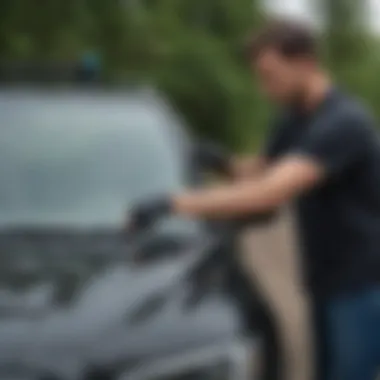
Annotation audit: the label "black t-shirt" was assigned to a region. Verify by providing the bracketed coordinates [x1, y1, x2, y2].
[265, 89, 380, 297]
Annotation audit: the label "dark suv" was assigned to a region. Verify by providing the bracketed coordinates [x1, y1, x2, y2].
[0, 86, 279, 380]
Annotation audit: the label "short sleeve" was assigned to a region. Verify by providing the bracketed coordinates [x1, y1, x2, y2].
[290, 112, 373, 177]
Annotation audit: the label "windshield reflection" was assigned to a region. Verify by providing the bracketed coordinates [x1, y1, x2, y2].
[0, 96, 186, 228]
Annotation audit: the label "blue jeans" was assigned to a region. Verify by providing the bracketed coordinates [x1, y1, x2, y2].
[316, 287, 380, 380]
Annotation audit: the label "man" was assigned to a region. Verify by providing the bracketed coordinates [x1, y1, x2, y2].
[127, 19, 380, 380]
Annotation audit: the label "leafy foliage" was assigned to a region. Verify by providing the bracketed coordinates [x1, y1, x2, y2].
[0, 0, 378, 150]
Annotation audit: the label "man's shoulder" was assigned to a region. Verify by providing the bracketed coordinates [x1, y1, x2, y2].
[307, 91, 376, 145]
[309, 91, 378, 152]
[328, 90, 374, 125]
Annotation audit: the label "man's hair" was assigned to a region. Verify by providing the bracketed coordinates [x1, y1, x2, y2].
[246, 19, 318, 61]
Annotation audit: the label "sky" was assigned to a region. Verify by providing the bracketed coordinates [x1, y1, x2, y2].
[266, 0, 380, 33]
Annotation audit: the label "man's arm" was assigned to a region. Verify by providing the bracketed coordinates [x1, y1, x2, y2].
[228, 155, 268, 179]
[127, 109, 372, 230]
[173, 155, 323, 218]
[172, 110, 372, 219]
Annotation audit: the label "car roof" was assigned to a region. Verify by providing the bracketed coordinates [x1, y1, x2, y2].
[0, 83, 192, 154]
[0, 84, 160, 106]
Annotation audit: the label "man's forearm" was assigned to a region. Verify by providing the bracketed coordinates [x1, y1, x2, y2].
[172, 177, 280, 219]
[126, 155, 322, 230]
[172, 157, 273, 219]
[228, 155, 267, 179]
[171, 155, 322, 219]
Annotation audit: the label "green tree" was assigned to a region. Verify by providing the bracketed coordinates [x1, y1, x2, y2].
[130, 0, 268, 148]
[321, 0, 380, 118]
[1, 0, 378, 150]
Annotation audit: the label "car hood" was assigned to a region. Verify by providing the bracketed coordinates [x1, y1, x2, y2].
[0, 230, 240, 379]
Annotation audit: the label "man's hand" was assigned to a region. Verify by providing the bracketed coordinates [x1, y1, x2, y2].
[125, 196, 172, 234]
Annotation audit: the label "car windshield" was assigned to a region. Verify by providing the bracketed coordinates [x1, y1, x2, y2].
[0, 91, 192, 229]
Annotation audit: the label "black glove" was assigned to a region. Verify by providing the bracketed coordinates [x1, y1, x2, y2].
[193, 140, 231, 176]
[126, 196, 172, 234]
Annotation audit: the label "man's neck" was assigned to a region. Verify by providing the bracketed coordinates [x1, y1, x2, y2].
[302, 72, 332, 112]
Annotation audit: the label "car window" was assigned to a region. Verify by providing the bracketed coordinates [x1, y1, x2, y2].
[0, 94, 190, 228]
